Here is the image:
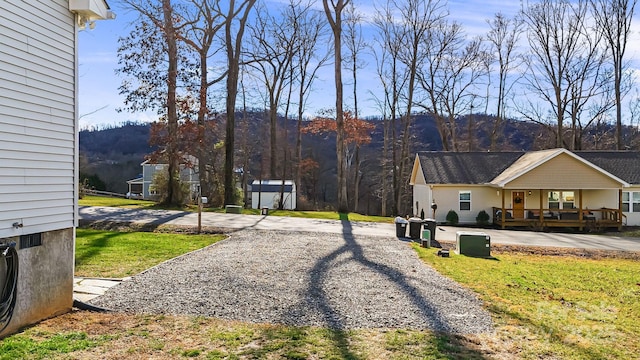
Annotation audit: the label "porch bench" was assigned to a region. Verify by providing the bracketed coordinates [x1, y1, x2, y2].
[495, 210, 513, 220]
[559, 212, 579, 220]
[527, 210, 543, 219]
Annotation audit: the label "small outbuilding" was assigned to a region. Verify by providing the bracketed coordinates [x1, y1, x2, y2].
[251, 180, 296, 210]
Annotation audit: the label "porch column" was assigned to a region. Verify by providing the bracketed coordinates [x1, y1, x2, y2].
[539, 189, 544, 223]
[578, 189, 583, 231]
[501, 188, 506, 229]
[619, 189, 623, 230]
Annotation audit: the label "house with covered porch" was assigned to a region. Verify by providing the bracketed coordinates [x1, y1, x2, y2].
[410, 148, 640, 231]
[126, 157, 200, 201]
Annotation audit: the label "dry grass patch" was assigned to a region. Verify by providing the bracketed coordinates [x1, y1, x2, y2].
[1, 311, 509, 359]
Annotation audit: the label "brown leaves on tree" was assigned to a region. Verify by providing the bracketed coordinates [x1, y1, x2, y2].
[302, 110, 375, 146]
[147, 118, 219, 169]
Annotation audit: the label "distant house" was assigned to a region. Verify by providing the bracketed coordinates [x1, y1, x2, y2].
[127, 157, 199, 201]
[0, 0, 113, 337]
[126, 176, 144, 199]
[410, 149, 640, 230]
[251, 180, 297, 210]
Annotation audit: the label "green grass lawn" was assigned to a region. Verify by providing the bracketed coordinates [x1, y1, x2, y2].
[414, 244, 640, 359]
[74, 229, 225, 278]
[78, 195, 157, 209]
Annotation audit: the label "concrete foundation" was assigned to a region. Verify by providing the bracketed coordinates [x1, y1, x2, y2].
[0, 228, 74, 338]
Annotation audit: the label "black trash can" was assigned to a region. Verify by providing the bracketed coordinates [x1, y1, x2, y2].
[409, 217, 423, 239]
[395, 222, 407, 237]
[423, 218, 437, 241]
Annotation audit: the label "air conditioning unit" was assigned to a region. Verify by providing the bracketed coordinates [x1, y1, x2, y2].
[456, 231, 490, 257]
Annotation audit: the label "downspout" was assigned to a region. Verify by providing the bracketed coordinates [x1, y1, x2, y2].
[428, 185, 434, 219]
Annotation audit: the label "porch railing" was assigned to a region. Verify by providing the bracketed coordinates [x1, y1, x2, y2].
[492, 207, 622, 231]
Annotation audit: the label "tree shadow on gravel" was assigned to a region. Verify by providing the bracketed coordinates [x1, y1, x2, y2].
[282, 219, 489, 359]
[79, 207, 191, 232]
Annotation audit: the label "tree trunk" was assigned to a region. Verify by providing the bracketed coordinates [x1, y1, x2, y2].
[269, 103, 278, 178]
[162, 0, 182, 206]
[197, 53, 210, 201]
[353, 145, 361, 212]
[223, 0, 255, 206]
[381, 113, 389, 217]
[323, 0, 350, 213]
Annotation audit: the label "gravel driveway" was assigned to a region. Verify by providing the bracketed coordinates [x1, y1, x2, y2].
[91, 229, 493, 334]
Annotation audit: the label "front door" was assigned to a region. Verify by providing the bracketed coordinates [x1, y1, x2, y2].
[512, 191, 525, 219]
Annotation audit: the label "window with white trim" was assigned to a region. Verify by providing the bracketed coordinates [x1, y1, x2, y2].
[548, 191, 574, 209]
[459, 191, 471, 211]
[623, 191, 640, 212]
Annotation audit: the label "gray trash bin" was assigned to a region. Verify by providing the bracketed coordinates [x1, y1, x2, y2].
[423, 218, 437, 241]
[409, 217, 423, 239]
[395, 222, 407, 237]
[394, 216, 408, 238]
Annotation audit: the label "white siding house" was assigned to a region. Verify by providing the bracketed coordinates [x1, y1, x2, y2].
[0, 0, 112, 337]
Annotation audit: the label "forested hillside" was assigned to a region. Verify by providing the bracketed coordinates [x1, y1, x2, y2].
[79, 123, 154, 194]
[79, 114, 636, 214]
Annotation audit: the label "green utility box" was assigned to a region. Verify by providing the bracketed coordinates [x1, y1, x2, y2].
[421, 229, 431, 248]
[225, 205, 242, 214]
[456, 231, 490, 257]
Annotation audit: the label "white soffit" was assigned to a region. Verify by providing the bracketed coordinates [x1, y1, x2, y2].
[69, 0, 114, 21]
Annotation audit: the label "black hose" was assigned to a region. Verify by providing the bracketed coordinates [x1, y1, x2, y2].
[72, 299, 112, 313]
[0, 245, 18, 334]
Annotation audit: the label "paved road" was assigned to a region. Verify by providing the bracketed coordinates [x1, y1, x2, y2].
[79, 206, 640, 251]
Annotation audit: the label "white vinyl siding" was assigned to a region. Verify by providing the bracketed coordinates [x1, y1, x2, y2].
[0, 0, 77, 238]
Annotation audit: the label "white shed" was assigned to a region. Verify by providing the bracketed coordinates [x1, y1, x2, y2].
[251, 180, 297, 210]
[0, 0, 113, 337]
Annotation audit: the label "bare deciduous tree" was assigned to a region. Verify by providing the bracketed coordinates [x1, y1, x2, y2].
[223, 0, 256, 206]
[395, 0, 447, 214]
[417, 22, 489, 152]
[485, 12, 524, 150]
[591, 0, 637, 149]
[246, 2, 301, 178]
[118, 0, 189, 205]
[293, 5, 330, 202]
[371, 1, 409, 216]
[160, 0, 182, 205]
[323, 0, 351, 213]
[178, 0, 226, 202]
[520, 0, 602, 148]
[344, 2, 367, 212]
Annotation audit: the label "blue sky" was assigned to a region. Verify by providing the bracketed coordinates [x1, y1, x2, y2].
[77, 0, 639, 128]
